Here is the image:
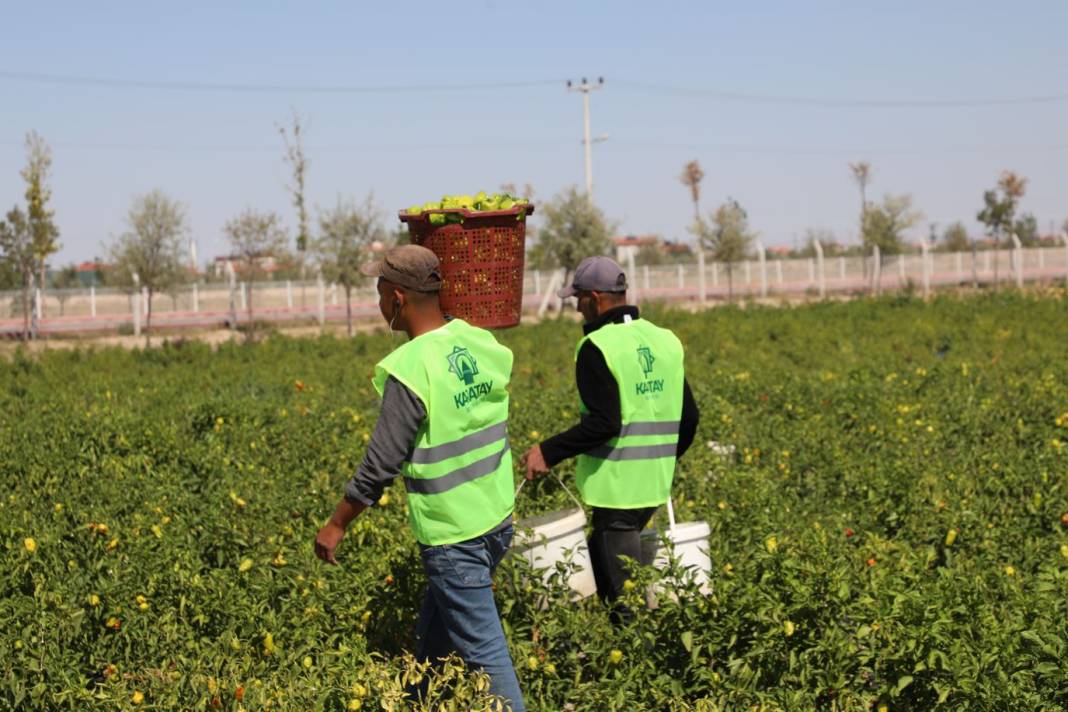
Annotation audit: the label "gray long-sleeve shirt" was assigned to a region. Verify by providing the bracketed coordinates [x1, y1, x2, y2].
[344, 375, 513, 536]
[344, 376, 426, 506]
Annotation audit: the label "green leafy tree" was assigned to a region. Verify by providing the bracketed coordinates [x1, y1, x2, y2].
[1013, 212, 1038, 247]
[693, 198, 755, 300]
[315, 195, 387, 336]
[21, 132, 61, 316]
[107, 190, 189, 336]
[942, 221, 970, 252]
[50, 264, 80, 316]
[0, 206, 34, 338]
[977, 170, 1027, 285]
[531, 186, 614, 288]
[862, 194, 921, 257]
[223, 209, 288, 337]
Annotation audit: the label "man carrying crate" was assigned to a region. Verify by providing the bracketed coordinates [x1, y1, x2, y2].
[521, 256, 700, 623]
[315, 245, 525, 711]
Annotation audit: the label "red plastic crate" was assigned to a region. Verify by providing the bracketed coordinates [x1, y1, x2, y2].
[399, 204, 534, 329]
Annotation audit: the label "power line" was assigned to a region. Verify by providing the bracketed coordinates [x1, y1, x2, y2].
[0, 138, 577, 153]
[608, 138, 1068, 156]
[613, 80, 1068, 107]
[0, 70, 563, 94]
[4, 70, 1065, 106]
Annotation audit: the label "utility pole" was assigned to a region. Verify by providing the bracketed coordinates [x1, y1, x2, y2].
[567, 77, 606, 202]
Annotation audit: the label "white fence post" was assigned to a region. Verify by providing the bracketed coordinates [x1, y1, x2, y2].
[1061, 233, 1068, 281]
[757, 241, 768, 298]
[814, 239, 825, 299]
[921, 239, 931, 299]
[1011, 233, 1023, 289]
[317, 273, 326, 326]
[627, 251, 639, 303]
[286, 280, 293, 309]
[90, 286, 96, 317]
[698, 252, 707, 304]
[192, 283, 199, 312]
[872, 245, 881, 295]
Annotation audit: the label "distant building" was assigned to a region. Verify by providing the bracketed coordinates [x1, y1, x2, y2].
[613, 235, 658, 263]
[212, 253, 281, 279]
[75, 261, 110, 287]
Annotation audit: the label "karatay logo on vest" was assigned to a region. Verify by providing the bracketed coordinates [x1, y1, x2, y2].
[447, 346, 479, 385]
[637, 345, 656, 376]
[635, 345, 665, 396]
[448, 345, 493, 409]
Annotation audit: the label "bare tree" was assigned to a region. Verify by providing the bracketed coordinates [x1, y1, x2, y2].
[107, 190, 189, 338]
[223, 209, 288, 338]
[679, 159, 705, 225]
[315, 195, 387, 336]
[279, 109, 310, 303]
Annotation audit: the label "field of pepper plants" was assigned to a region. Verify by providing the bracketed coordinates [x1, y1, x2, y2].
[3, 291, 1068, 711]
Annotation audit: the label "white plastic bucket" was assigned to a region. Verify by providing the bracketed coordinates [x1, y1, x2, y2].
[640, 514, 712, 607]
[513, 506, 597, 600]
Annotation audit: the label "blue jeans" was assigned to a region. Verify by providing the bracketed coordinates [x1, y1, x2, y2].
[416, 524, 525, 712]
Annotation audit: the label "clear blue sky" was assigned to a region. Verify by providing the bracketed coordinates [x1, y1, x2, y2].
[2, 1, 1066, 266]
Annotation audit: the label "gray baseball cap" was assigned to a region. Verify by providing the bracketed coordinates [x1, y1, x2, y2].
[556, 256, 628, 298]
[360, 244, 443, 292]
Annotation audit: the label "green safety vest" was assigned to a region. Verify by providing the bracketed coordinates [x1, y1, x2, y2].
[372, 319, 515, 546]
[574, 317, 685, 508]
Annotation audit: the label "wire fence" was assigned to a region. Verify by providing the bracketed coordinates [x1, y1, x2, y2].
[2, 244, 1066, 337]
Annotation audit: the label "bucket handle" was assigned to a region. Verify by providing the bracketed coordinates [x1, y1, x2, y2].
[515, 473, 585, 511]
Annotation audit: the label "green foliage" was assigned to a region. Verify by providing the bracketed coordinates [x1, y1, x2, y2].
[107, 191, 190, 332]
[1014, 213, 1039, 247]
[862, 194, 922, 257]
[941, 221, 971, 253]
[315, 196, 388, 336]
[20, 131, 61, 282]
[0, 206, 35, 335]
[2, 294, 1068, 709]
[527, 186, 613, 278]
[693, 198, 755, 298]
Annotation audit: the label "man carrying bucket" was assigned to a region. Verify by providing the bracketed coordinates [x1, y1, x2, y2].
[521, 255, 700, 622]
[314, 245, 525, 711]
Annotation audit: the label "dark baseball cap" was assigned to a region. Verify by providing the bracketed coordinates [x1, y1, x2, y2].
[360, 244, 443, 292]
[556, 256, 628, 298]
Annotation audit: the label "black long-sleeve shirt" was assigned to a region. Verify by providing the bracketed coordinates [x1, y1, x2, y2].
[540, 305, 700, 468]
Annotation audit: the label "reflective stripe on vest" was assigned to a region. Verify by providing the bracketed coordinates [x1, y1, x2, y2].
[373, 319, 515, 545]
[574, 318, 685, 508]
[405, 423, 510, 494]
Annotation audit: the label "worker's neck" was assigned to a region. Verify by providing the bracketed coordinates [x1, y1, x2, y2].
[404, 309, 447, 339]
